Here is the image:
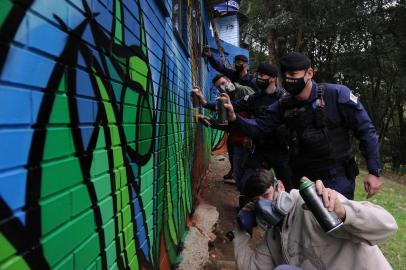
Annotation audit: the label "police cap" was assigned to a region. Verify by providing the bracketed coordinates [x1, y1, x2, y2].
[257, 63, 278, 77]
[279, 52, 311, 74]
[234, 54, 248, 62]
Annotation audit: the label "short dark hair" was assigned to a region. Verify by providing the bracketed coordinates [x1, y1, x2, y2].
[212, 74, 228, 85]
[244, 169, 276, 199]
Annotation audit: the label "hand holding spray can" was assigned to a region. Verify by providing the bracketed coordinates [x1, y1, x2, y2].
[299, 180, 343, 233]
[216, 96, 228, 125]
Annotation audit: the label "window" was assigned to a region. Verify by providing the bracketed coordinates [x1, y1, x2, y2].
[172, 0, 189, 52]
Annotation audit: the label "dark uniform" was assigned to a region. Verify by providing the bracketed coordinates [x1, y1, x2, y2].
[233, 81, 381, 199]
[206, 54, 258, 91]
[232, 87, 292, 192]
[204, 82, 255, 187]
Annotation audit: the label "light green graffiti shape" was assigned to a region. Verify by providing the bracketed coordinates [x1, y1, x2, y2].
[172, 87, 188, 240]
[183, 95, 193, 214]
[37, 73, 102, 269]
[0, 233, 30, 270]
[112, 0, 155, 264]
[129, 57, 148, 93]
[93, 69, 139, 270]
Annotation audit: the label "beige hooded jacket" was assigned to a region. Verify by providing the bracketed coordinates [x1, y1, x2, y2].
[233, 190, 398, 270]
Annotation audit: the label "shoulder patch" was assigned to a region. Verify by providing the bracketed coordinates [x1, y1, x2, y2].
[337, 87, 363, 111]
[349, 92, 358, 104]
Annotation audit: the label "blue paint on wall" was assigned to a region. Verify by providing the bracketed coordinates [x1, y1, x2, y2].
[0, 0, 249, 268]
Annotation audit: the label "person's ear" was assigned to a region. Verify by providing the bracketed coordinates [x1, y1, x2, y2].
[306, 68, 314, 79]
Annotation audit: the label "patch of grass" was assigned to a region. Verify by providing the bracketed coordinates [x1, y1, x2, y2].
[354, 170, 406, 269]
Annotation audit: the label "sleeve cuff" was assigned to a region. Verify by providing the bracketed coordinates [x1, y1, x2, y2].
[233, 226, 251, 244]
[365, 156, 381, 174]
[203, 102, 216, 111]
[233, 114, 243, 123]
[341, 197, 356, 226]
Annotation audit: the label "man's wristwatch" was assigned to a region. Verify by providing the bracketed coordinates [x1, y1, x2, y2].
[369, 168, 382, 177]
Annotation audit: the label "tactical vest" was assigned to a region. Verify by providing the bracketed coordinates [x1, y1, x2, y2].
[281, 84, 353, 179]
[254, 89, 289, 152]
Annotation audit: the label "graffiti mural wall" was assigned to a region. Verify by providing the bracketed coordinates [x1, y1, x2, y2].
[0, 0, 243, 269]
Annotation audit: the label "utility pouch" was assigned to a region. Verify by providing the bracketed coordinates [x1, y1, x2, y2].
[314, 106, 326, 128]
[301, 128, 332, 158]
[345, 157, 359, 179]
[288, 130, 300, 157]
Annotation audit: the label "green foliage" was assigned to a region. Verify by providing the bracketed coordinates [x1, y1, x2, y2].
[354, 171, 406, 269]
[240, 0, 406, 170]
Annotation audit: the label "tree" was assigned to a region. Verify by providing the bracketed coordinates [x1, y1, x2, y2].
[240, 0, 406, 171]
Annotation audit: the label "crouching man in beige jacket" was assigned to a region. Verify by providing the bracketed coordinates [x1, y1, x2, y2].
[232, 169, 398, 270]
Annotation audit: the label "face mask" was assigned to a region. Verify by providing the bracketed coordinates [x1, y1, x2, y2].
[282, 73, 309, 96]
[227, 82, 236, 92]
[256, 192, 294, 226]
[218, 84, 227, 93]
[256, 77, 270, 90]
[218, 82, 235, 93]
[235, 63, 244, 72]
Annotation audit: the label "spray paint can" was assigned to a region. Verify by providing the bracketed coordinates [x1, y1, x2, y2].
[299, 181, 343, 233]
[191, 87, 201, 108]
[199, 117, 211, 127]
[216, 96, 228, 125]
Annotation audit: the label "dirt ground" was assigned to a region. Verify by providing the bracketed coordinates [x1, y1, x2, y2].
[201, 155, 264, 270]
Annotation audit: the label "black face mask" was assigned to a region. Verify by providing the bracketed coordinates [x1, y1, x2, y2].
[235, 63, 244, 72]
[282, 75, 308, 96]
[256, 77, 270, 90]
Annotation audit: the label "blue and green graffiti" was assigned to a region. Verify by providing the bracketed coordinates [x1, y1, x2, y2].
[0, 0, 225, 269]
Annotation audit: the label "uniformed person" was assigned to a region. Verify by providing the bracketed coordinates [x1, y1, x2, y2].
[222, 52, 383, 199]
[197, 74, 254, 186]
[197, 64, 292, 208]
[231, 63, 292, 194]
[202, 47, 258, 91]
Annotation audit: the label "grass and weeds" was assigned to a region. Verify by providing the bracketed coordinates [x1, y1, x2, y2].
[354, 171, 406, 269]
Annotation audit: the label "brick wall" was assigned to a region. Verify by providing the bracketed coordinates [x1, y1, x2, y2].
[0, 0, 245, 269]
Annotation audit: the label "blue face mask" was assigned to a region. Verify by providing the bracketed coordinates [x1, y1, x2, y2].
[256, 192, 294, 226]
